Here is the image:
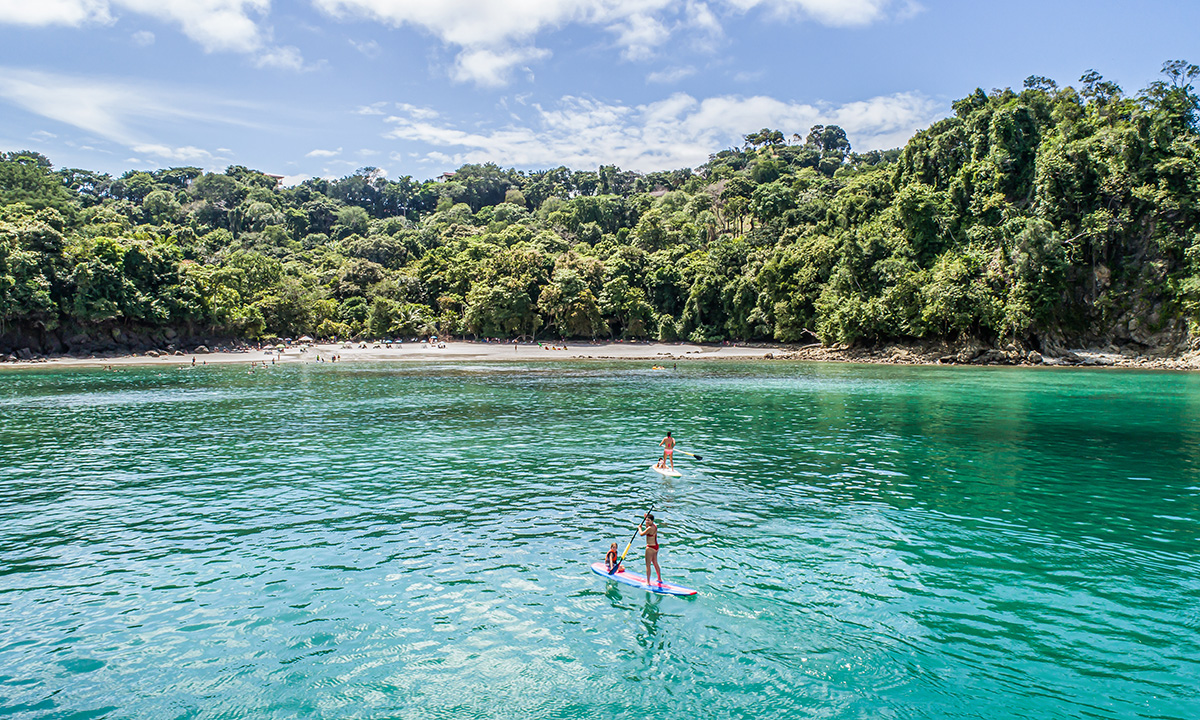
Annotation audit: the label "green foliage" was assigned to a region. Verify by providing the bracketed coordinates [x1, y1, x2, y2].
[3, 62, 1198, 350]
[0, 152, 75, 215]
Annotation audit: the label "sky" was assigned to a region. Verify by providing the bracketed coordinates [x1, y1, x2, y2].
[0, 0, 1197, 184]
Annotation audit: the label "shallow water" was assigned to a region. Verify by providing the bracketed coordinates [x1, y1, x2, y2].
[1, 361, 1198, 719]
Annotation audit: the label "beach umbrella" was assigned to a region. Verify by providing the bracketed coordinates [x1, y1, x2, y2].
[298, 335, 313, 342]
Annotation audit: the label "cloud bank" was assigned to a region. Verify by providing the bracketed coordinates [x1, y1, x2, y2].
[0, 0, 304, 69]
[314, 0, 919, 85]
[0, 0, 918, 84]
[383, 90, 942, 172]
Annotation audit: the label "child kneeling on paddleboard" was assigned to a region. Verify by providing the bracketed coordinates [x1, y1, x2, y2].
[605, 542, 623, 573]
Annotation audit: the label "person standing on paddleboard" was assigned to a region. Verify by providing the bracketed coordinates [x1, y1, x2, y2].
[659, 432, 675, 470]
[639, 514, 663, 586]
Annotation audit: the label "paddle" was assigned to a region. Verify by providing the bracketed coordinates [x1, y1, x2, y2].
[611, 505, 653, 574]
[676, 449, 703, 461]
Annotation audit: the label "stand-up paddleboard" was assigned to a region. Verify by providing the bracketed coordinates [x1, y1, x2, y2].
[650, 464, 682, 477]
[590, 562, 697, 596]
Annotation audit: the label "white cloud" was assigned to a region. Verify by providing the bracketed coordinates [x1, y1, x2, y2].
[450, 46, 551, 87]
[112, 0, 268, 53]
[609, 13, 671, 61]
[312, 0, 914, 86]
[0, 1, 919, 85]
[131, 143, 217, 161]
[1, 1, 919, 84]
[355, 102, 389, 115]
[131, 29, 155, 45]
[254, 44, 308, 70]
[350, 38, 382, 57]
[0, 0, 111, 26]
[0, 68, 262, 162]
[306, 147, 343, 157]
[394, 102, 439, 119]
[279, 173, 313, 186]
[732, 69, 766, 83]
[382, 90, 943, 172]
[725, 0, 914, 26]
[647, 66, 697, 84]
[0, 0, 307, 69]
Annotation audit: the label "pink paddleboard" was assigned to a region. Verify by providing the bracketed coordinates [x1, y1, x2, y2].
[589, 562, 697, 596]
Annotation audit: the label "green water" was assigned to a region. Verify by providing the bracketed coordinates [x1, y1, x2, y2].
[1, 361, 1198, 719]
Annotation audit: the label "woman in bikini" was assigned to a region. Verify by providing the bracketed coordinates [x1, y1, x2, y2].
[659, 432, 675, 470]
[639, 514, 663, 585]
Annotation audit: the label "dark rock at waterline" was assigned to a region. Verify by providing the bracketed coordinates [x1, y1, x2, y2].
[972, 349, 1007, 364]
[194, 345, 210, 354]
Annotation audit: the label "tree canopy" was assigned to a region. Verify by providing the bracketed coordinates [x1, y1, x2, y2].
[2, 62, 1199, 353]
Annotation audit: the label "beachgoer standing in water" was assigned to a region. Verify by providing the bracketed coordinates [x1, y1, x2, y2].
[659, 432, 675, 470]
[639, 514, 662, 585]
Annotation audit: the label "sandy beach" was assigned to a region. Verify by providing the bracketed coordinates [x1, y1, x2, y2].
[5, 337, 1199, 371]
[3, 340, 775, 369]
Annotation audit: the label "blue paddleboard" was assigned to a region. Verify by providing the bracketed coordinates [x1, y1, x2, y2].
[590, 562, 697, 596]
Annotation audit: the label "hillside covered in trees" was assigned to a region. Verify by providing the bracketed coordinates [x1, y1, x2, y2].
[2, 62, 1199, 360]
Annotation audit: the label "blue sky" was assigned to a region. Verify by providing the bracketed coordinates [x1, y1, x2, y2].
[1, 0, 1197, 184]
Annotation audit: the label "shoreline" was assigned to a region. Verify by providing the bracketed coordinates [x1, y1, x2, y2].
[0, 340, 768, 370]
[2, 339, 1199, 371]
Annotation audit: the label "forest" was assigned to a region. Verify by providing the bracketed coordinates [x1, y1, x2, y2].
[2, 61, 1199, 357]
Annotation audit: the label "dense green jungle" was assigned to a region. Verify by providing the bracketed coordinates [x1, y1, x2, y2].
[2, 62, 1199, 359]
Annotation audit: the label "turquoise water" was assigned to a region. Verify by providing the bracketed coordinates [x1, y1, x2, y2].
[1, 361, 1198, 719]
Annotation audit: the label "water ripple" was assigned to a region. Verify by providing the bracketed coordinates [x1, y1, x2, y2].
[0, 362, 1198, 719]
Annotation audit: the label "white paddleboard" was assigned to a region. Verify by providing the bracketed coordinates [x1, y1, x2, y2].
[650, 464, 681, 477]
[590, 562, 697, 596]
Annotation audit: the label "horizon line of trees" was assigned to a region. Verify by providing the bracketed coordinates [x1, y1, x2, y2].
[3, 61, 1199, 353]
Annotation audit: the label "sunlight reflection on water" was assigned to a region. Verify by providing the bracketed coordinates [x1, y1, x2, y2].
[0, 362, 1198, 719]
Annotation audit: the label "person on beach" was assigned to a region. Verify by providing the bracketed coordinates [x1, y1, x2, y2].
[604, 542, 622, 573]
[659, 432, 675, 470]
[639, 514, 663, 585]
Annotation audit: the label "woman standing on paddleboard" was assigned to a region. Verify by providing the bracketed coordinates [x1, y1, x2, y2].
[639, 514, 663, 586]
[659, 432, 675, 470]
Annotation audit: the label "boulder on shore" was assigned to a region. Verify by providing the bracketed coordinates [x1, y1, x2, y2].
[194, 345, 210, 354]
